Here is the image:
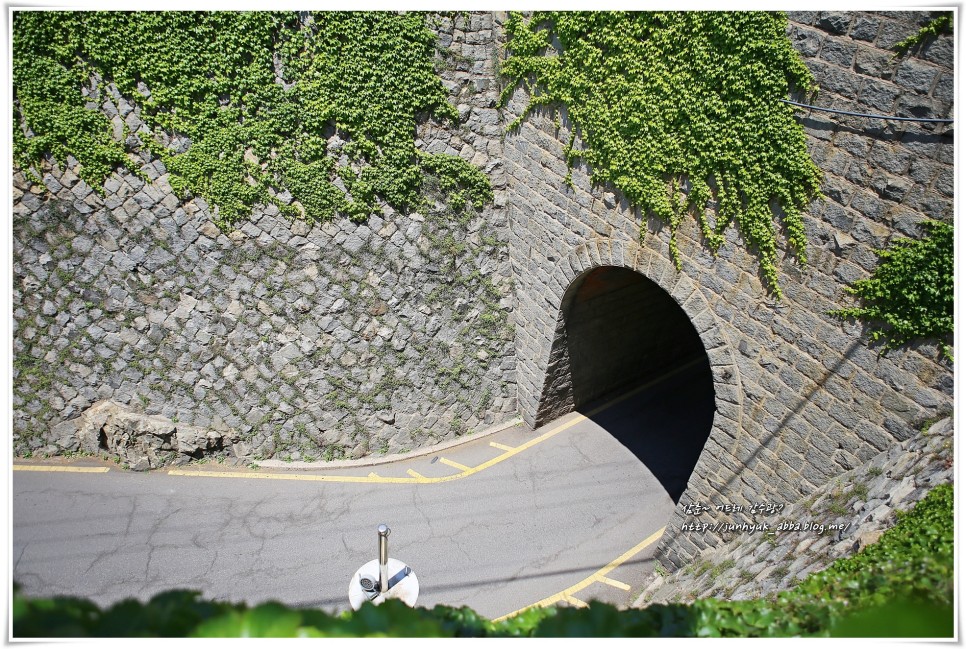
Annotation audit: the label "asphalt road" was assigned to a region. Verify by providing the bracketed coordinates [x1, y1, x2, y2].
[12, 363, 712, 620]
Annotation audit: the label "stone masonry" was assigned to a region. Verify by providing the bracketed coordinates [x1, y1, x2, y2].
[634, 415, 953, 605]
[12, 13, 516, 465]
[11, 11, 955, 571]
[501, 10, 953, 569]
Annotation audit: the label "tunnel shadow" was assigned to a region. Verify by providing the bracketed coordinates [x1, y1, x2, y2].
[546, 266, 716, 503]
[577, 358, 715, 504]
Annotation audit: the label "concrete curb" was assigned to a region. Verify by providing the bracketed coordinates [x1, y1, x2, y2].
[256, 416, 526, 471]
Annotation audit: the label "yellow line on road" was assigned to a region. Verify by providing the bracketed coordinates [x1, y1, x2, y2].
[489, 442, 516, 452]
[163, 361, 706, 485]
[458, 413, 586, 475]
[598, 576, 631, 591]
[166, 411, 589, 484]
[492, 526, 667, 622]
[14, 465, 110, 473]
[564, 595, 588, 608]
[438, 457, 471, 472]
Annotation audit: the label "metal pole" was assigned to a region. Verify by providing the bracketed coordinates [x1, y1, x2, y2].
[780, 98, 954, 124]
[378, 524, 390, 593]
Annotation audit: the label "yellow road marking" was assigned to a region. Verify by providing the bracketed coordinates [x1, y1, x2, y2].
[489, 442, 516, 452]
[14, 465, 110, 473]
[598, 576, 631, 591]
[564, 595, 589, 608]
[438, 457, 471, 472]
[164, 360, 704, 485]
[492, 526, 667, 622]
[166, 411, 588, 484]
[368, 472, 379, 478]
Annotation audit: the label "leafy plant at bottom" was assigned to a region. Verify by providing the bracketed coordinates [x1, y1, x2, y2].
[12, 484, 953, 638]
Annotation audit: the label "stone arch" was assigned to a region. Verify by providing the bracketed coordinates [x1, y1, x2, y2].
[531, 237, 744, 501]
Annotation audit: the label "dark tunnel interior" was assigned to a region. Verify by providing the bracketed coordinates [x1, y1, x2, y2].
[564, 266, 716, 502]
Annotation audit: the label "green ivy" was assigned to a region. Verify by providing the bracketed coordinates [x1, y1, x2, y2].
[893, 13, 953, 58]
[12, 11, 492, 229]
[783, 483, 953, 617]
[500, 11, 822, 296]
[831, 221, 953, 360]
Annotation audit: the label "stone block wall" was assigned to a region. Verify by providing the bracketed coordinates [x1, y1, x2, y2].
[635, 416, 954, 605]
[12, 13, 517, 463]
[11, 11, 955, 567]
[501, 10, 953, 569]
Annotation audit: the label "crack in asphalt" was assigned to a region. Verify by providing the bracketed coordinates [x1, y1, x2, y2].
[13, 394, 679, 615]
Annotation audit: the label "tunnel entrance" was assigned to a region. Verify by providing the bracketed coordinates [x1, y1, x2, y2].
[538, 266, 716, 502]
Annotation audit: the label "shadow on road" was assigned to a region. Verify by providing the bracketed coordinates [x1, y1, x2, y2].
[578, 358, 715, 504]
[293, 555, 658, 610]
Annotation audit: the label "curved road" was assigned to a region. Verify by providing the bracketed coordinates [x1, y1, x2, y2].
[12, 363, 711, 620]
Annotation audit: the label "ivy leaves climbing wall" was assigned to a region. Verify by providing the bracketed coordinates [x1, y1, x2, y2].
[12, 11, 492, 228]
[500, 11, 823, 296]
[832, 221, 953, 360]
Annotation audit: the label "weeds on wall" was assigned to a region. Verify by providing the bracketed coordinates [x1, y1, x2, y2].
[831, 221, 953, 361]
[828, 13, 957, 360]
[500, 11, 823, 296]
[12, 11, 491, 228]
[892, 13, 953, 58]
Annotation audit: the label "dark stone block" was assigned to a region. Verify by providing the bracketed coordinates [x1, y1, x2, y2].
[821, 176, 853, 205]
[817, 12, 852, 34]
[822, 149, 852, 177]
[935, 139, 953, 164]
[877, 11, 926, 21]
[849, 191, 887, 221]
[844, 162, 872, 188]
[933, 72, 953, 103]
[801, 114, 837, 141]
[787, 11, 820, 25]
[869, 141, 910, 175]
[857, 79, 900, 112]
[920, 35, 953, 67]
[934, 167, 954, 197]
[873, 174, 911, 202]
[814, 63, 860, 98]
[889, 207, 926, 237]
[896, 93, 944, 121]
[905, 157, 937, 185]
[850, 16, 879, 41]
[820, 40, 857, 68]
[833, 260, 865, 284]
[876, 19, 917, 50]
[908, 190, 952, 220]
[833, 132, 871, 157]
[787, 24, 823, 57]
[894, 59, 938, 94]
[821, 202, 855, 231]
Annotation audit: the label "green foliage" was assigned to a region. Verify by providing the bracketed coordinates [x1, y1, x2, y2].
[893, 13, 953, 57]
[13, 485, 952, 638]
[783, 483, 953, 619]
[831, 220, 953, 359]
[500, 11, 822, 296]
[12, 11, 491, 229]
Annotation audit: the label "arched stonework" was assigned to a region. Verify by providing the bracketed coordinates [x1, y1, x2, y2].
[517, 237, 745, 513]
[499, 9, 953, 570]
[523, 238, 742, 431]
